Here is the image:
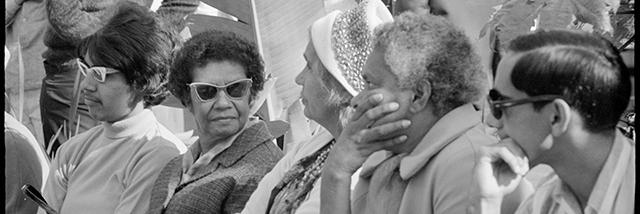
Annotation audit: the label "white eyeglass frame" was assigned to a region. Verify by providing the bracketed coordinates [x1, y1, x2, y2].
[78, 60, 120, 83]
[187, 78, 253, 102]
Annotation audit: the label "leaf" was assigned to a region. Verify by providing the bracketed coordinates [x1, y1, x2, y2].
[17, 40, 25, 123]
[538, 0, 575, 29]
[567, 0, 619, 34]
[479, 4, 505, 39]
[495, 0, 550, 50]
[67, 59, 83, 138]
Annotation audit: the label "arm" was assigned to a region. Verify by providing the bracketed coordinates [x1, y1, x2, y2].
[224, 174, 264, 213]
[321, 91, 410, 214]
[42, 145, 72, 213]
[114, 145, 179, 214]
[46, 0, 148, 42]
[242, 143, 301, 214]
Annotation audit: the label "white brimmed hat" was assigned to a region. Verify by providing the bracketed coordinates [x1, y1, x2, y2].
[310, 0, 393, 96]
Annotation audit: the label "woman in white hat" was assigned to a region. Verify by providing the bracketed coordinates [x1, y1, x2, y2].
[241, 1, 393, 213]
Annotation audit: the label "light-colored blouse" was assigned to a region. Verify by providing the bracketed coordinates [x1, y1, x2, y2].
[514, 130, 635, 214]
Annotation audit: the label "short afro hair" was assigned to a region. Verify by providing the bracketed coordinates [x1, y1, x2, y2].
[372, 12, 488, 116]
[169, 30, 265, 107]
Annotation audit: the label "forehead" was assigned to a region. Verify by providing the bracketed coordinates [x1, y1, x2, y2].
[303, 42, 320, 63]
[494, 52, 528, 98]
[192, 60, 247, 84]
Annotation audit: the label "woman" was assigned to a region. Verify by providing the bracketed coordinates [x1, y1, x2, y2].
[241, 1, 393, 213]
[147, 30, 283, 214]
[41, 2, 187, 213]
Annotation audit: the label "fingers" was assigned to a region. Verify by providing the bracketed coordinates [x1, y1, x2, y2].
[483, 140, 529, 176]
[357, 102, 400, 128]
[348, 120, 411, 153]
[350, 92, 384, 122]
[361, 119, 411, 142]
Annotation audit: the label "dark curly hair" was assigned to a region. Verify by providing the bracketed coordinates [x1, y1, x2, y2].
[507, 30, 631, 133]
[77, 1, 179, 107]
[168, 30, 265, 107]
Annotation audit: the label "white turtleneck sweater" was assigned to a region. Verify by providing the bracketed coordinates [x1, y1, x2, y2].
[42, 109, 187, 214]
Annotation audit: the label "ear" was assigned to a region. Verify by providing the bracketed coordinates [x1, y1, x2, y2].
[409, 81, 431, 113]
[549, 99, 571, 136]
[186, 101, 194, 114]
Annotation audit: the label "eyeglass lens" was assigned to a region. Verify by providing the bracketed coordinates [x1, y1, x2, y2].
[194, 80, 251, 101]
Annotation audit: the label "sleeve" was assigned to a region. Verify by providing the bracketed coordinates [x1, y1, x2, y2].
[155, 0, 198, 31]
[5, 129, 42, 214]
[293, 178, 322, 214]
[241, 144, 298, 214]
[45, 0, 149, 42]
[225, 174, 264, 213]
[431, 141, 481, 213]
[42, 143, 73, 212]
[113, 143, 180, 214]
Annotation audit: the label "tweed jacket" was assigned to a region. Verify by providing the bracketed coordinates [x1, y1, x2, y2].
[147, 121, 284, 214]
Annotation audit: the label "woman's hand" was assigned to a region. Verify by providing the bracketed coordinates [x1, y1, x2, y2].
[473, 138, 530, 213]
[325, 91, 411, 176]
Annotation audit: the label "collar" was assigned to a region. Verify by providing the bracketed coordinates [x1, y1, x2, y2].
[360, 104, 483, 180]
[198, 120, 273, 169]
[296, 126, 335, 158]
[182, 118, 259, 176]
[546, 131, 634, 213]
[103, 109, 156, 139]
[582, 130, 632, 213]
[177, 120, 274, 185]
[399, 103, 482, 179]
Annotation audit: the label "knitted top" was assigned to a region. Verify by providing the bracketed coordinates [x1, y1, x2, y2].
[42, 109, 187, 214]
[147, 121, 284, 214]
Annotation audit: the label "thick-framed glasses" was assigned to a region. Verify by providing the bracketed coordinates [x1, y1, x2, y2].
[187, 79, 253, 102]
[487, 89, 563, 119]
[78, 60, 120, 83]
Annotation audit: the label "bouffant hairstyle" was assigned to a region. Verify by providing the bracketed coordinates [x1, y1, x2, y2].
[506, 30, 631, 133]
[372, 12, 488, 116]
[77, 1, 178, 107]
[168, 30, 265, 107]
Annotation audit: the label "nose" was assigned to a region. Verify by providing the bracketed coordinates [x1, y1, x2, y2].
[212, 89, 233, 110]
[484, 108, 503, 131]
[295, 68, 306, 86]
[80, 74, 97, 93]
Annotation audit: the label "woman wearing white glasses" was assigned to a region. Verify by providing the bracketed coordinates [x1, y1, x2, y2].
[146, 30, 283, 214]
[41, 2, 187, 214]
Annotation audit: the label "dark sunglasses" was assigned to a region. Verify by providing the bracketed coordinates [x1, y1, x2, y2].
[487, 89, 563, 119]
[187, 79, 253, 102]
[78, 60, 120, 83]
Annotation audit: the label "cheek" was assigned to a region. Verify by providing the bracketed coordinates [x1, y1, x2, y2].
[368, 90, 410, 127]
[233, 97, 252, 117]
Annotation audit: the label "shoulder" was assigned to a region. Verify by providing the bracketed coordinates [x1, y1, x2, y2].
[144, 121, 188, 153]
[55, 126, 103, 158]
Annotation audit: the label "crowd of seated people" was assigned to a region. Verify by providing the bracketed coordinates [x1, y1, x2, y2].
[5, 0, 633, 214]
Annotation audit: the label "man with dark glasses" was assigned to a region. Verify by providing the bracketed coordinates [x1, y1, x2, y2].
[472, 30, 634, 214]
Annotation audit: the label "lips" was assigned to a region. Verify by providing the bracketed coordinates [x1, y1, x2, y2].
[210, 116, 236, 121]
[83, 96, 101, 105]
